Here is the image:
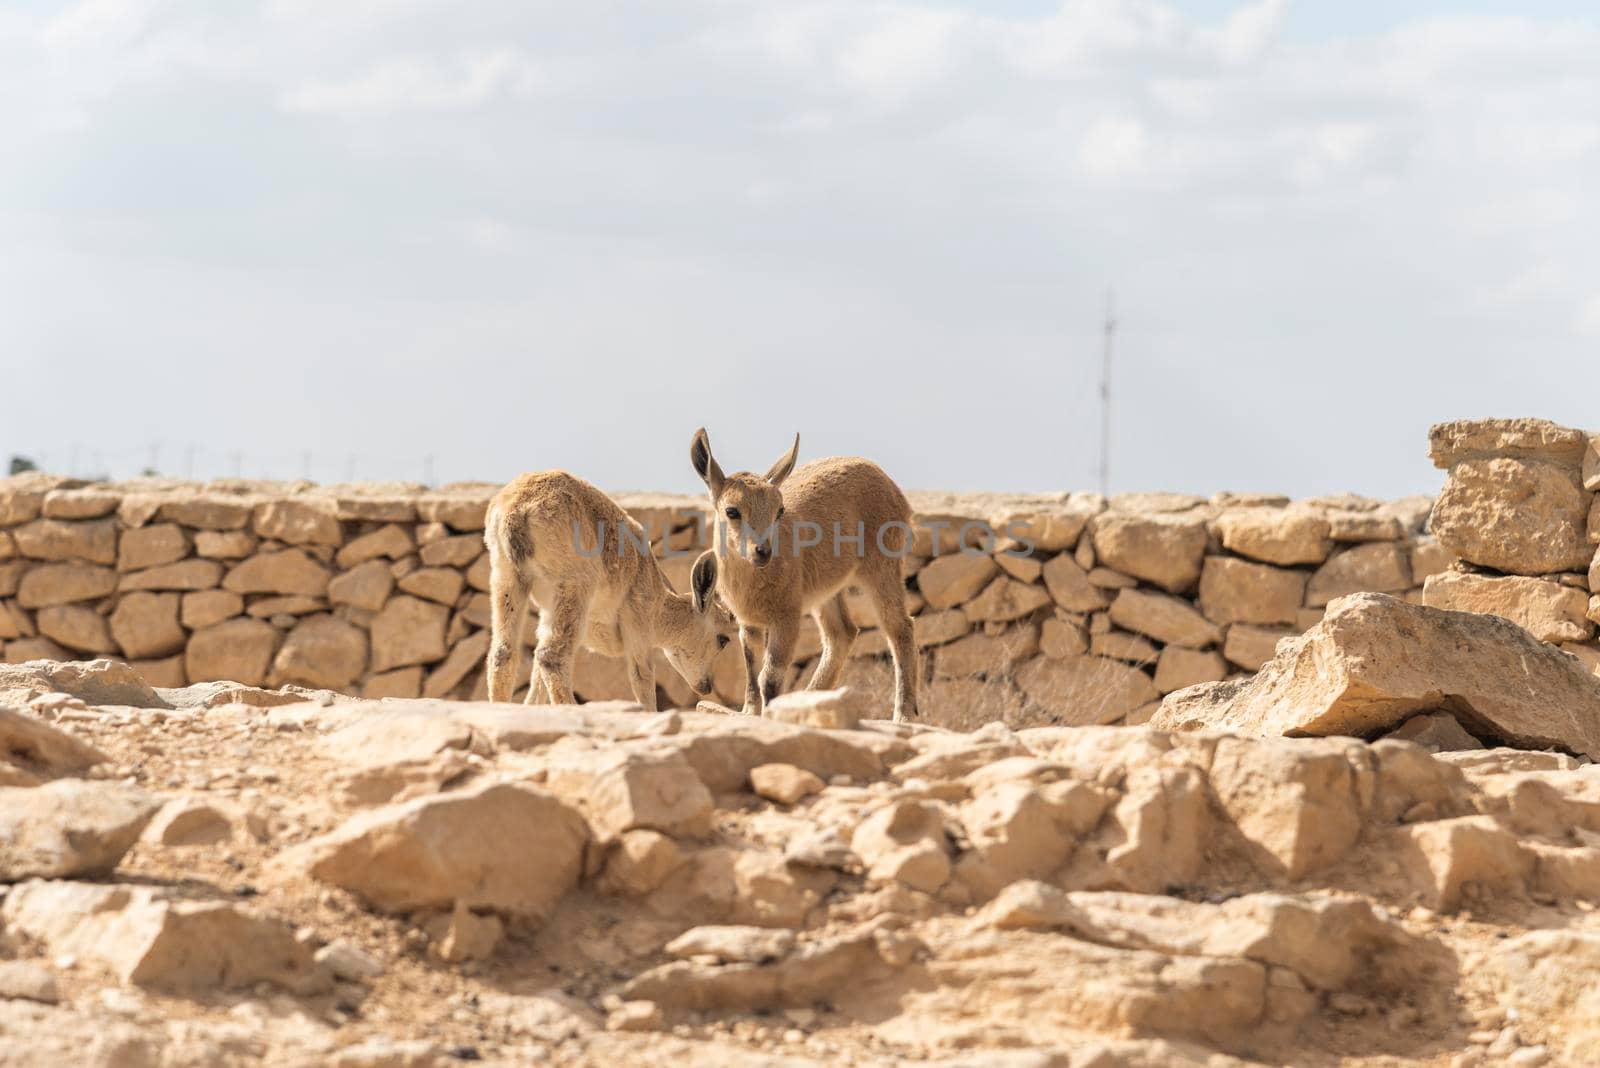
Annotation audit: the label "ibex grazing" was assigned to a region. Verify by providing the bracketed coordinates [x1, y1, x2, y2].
[483, 471, 730, 709]
[688, 429, 919, 722]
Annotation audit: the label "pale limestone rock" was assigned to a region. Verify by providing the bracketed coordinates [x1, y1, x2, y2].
[419, 533, 483, 568]
[1198, 556, 1306, 626]
[159, 494, 255, 530]
[917, 553, 998, 610]
[961, 575, 1051, 623]
[1090, 513, 1208, 593]
[398, 566, 464, 606]
[115, 523, 189, 572]
[1040, 553, 1109, 612]
[11, 518, 116, 565]
[995, 552, 1042, 583]
[0, 880, 327, 993]
[40, 488, 117, 520]
[1408, 535, 1454, 585]
[1431, 458, 1591, 575]
[0, 601, 29, 641]
[602, 829, 683, 896]
[1154, 593, 1600, 759]
[766, 687, 868, 730]
[1153, 646, 1227, 695]
[426, 903, 503, 962]
[1039, 617, 1087, 659]
[247, 594, 325, 619]
[1208, 737, 1363, 878]
[109, 591, 185, 659]
[934, 632, 1030, 680]
[1214, 509, 1333, 566]
[1090, 630, 1157, 663]
[416, 492, 493, 531]
[16, 563, 116, 608]
[0, 780, 161, 879]
[1087, 566, 1138, 589]
[749, 763, 825, 805]
[224, 549, 330, 597]
[666, 925, 795, 963]
[543, 748, 713, 839]
[36, 604, 115, 654]
[142, 797, 235, 846]
[1108, 588, 1220, 648]
[370, 595, 448, 671]
[186, 617, 280, 686]
[1423, 571, 1594, 644]
[1222, 624, 1292, 671]
[1396, 815, 1532, 910]
[271, 615, 368, 691]
[335, 523, 416, 568]
[994, 504, 1099, 552]
[193, 529, 257, 559]
[329, 558, 395, 612]
[315, 940, 384, 983]
[1382, 712, 1483, 752]
[423, 630, 489, 699]
[0, 705, 106, 780]
[0, 657, 164, 707]
[1014, 654, 1159, 725]
[1428, 417, 1591, 467]
[117, 557, 223, 592]
[253, 498, 343, 546]
[1305, 543, 1410, 607]
[953, 779, 1109, 901]
[852, 799, 952, 893]
[364, 666, 424, 699]
[0, 962, 59, 1004]
[912, 608, 970, 648]
[286, 780, 588, 918]
[181, 588, 243, 629]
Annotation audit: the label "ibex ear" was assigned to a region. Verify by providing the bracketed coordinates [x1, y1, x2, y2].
[765, 433, 800, 486]
[690, 550, 718, 614]
[689, 427, 726, 498]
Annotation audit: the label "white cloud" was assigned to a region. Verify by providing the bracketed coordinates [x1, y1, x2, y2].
[281, 50, 551, 115]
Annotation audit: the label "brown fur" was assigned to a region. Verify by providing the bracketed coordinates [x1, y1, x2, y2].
[483, 470, 728, 709]
[690, 429, 919, 722]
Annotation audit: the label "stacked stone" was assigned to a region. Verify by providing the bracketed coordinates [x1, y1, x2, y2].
[826, 488, 1445, 730]
[2, 464, 1590, 725]
[1423, 418, 1600, 676]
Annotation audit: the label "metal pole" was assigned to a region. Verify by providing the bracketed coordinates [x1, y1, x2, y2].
[1099, 290, 1115, 497]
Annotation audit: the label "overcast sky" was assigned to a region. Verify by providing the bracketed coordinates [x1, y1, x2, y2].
[2, 1, 1596, 499]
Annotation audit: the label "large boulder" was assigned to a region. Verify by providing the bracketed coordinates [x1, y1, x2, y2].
[1423, 571, 1594, 644]
[0, 780, 162, 880]
[0, 658, 167, 708]
[1428, 418, 1595, 575]
[285, 780, 588, 918]
[1089, 514, 1208, 594]
[0, 880, 327, 994]
[1152, 593, 1600, 759]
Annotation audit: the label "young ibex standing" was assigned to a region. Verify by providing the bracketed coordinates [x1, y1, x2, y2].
[483, 471, 730, 709]
[689, 429, 919, 722]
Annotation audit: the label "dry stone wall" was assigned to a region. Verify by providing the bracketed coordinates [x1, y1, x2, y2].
[1, 442, 1595, 727]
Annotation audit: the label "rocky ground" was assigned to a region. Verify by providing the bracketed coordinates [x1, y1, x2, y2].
[4, 590, 1600, 1068]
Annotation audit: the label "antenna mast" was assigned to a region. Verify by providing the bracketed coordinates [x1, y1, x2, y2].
[1098, 290, 1115, 497]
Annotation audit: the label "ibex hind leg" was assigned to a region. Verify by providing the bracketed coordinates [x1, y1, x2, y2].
[807, 592, 858, 691]
[532, 584, 588, 706]
[864, 567, 918, 723]
[486, 548, 531, 704]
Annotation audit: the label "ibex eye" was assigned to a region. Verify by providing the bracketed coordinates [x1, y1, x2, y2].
[777, 506, 785, 519]
[725, 507, 740, 521]
[717, 635, 730, 649]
